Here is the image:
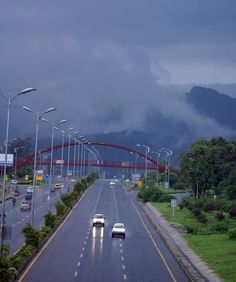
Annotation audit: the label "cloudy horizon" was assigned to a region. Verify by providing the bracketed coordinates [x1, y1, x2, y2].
[0, 0, 236, 140]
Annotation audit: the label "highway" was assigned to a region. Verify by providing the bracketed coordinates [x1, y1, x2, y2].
[3, 181, 72, 255]
[20, 179, 189, 282]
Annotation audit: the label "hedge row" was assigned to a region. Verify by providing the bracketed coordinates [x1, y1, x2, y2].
[0, 172, 99, 282]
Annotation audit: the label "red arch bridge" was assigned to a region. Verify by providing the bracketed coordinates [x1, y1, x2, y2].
[16, 141, 166, 172]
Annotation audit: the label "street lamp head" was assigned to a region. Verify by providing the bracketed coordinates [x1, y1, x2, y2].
[67, 127, 74, 132]
[19, 88, 37, 95]
[58, 119, 66, 124]
[44, 107, 57, 114]
[40, 118, 48, 123]
[22, 106, 32, 113]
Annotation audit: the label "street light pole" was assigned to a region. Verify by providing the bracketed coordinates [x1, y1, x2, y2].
[0, 87, 36, 255]
[151, 151, 160, 187]
[66, 128, 74, 179]
[22, 106, 56, 227]
[137, 144, 150, 188]
[60, 130, 65, 178]
[48, 120, 66, 184]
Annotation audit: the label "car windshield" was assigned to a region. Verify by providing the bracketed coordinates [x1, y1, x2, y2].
[95, 214, 104, 219]
[114, 223, 124, 228]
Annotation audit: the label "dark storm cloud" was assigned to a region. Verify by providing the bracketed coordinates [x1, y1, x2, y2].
[0, 0, 235, 139]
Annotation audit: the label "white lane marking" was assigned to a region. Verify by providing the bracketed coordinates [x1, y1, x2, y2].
[120, 249, 123, 253]
[82, 247, 85, 251]
[120, 243, 122, 247]
[22, 218, 25, 221]
[17, 221, 21, 224]
[86, 236, 88, 240]
[74, 271, 78, 277]
[124, 274, 127, 280]
[77, 262, 81, 267]
[121, 256, 124, 261]
[80, 254, 83, 258]
[12, 224, 16, 227]
[84, 241, 87, 245]
[122, 264, 126, 270]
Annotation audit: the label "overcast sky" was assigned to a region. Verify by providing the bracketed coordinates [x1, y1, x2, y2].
[0, 0, 236, 138]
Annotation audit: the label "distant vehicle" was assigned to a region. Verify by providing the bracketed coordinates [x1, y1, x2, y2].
[112, 223, 126, 239]
[27, 186, 34, 193]
[54, 183, 63, 189]
[92, 214, 105, 227]
[71, 179, 76, 183]
[20, 201, 31, 211]
[110, 181, 115, 185]
[50, 187, 56, 193]
[25, 191, 33, 201]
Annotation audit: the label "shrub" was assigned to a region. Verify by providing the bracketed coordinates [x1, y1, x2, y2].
[196, 213, 207, 224]
[22, 224, 40, 248]
[228, 207, 236, 218]
[214, 199, 230, 212]
[158, 194, 175, 203]
[44, 212, 57, 229]
[151, 189, 163, 201]
[215, 212, 225, 221]
[210, 222, 229, 233]
[194, 201, 204, 209]
[203, 200, 215, 212]
[226, 185, 236, 200]
[137, 188, 153, 203]
[55, 201, 68, 217]
[39, 226, 52, 243]
[192, 208, 202, 217]
[228, 228, 236, 240]
[185, 225, 199, 234]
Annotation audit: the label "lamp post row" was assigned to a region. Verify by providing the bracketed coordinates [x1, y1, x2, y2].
[0, 88, 98, 255]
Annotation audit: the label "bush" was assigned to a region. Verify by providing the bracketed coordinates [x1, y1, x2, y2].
[150, 189, 163, 202]
[44, 212, 57, 229]
[215, 212, 225, 221]
[214, 198, 230, 212]
[203, 200, 215, 212]
[55, 201, 68, 217]
[210, 222, 229, 233]
[192, 208, 202, 217]
[22, 224, 40, 248]
[226, 185, 236, 200]
[186, 224, 200, 234]
[228, 207, 236, 218]
[228, 228, 236, 240]
[39, 226, 52, 243]
[158, 194, 175, 203]
[137, 188, 153, 203]
[196, 213, 207, 224]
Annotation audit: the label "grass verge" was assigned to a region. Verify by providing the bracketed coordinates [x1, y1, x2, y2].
[152, 202, 236, 282]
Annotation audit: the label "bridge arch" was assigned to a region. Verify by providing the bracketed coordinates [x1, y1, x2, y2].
[17, 140, 165, 171]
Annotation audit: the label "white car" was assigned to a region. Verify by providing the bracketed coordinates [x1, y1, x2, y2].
[71, 179, 76, 183]
[20, 201, 31, 211]
[92, 214, 105, 227]
[54, 183, 63, 189]
[112, 223, 126, 239]
[27, 186, 34, 193]
[110, 181, 115, 185]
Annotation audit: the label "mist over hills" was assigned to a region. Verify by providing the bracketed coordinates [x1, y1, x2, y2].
[1, 85, 235, 166]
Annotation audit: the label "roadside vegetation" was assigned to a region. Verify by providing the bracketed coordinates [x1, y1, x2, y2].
[138, 137, 236, 281]
[0, 172, 98, 282]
